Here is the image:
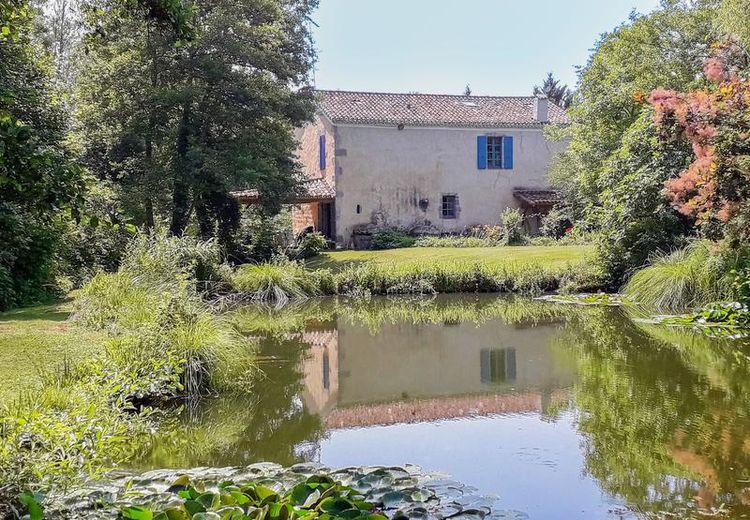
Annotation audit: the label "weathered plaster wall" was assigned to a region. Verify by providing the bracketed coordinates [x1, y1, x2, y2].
[296, 113, 336, 188]
[332, 124, 566, 245]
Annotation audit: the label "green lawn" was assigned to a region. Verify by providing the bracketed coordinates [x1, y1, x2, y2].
[307, 245, 593, 271]
[0, 301, 103, 404]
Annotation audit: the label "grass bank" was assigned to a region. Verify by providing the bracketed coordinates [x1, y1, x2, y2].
[0, 301, 103, 403]
[307, 245, 593, 271]
[231, 245, 601, 303]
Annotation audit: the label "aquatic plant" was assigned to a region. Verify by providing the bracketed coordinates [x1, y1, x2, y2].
[117, 474, 388, 520]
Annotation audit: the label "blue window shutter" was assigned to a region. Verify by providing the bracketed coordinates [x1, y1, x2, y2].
[503, 136, 514, 169]
[319, 134, 326, 170]
[477, 136, 487, 169]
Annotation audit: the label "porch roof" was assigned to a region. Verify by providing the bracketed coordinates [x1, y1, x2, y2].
[512, 188, 561, 207]
[232, 177, 335, 205]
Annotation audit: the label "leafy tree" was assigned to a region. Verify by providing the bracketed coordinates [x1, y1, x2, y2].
[650, 41, 750, 243]
[532, 72, 573, 108]
[463, 84, 471, 96]
[0, 0, 85, 308]
[717, 0, 750, 48]
[550, 1, 717, 286]
[75, 0, 318, 243]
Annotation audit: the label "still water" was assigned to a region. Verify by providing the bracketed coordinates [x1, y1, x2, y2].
[131, 295, 750, 519]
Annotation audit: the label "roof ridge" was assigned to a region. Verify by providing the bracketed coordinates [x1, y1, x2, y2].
[315, 89, 536, 100]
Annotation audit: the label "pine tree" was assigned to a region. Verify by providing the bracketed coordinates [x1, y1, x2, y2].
[533, 72, 573, 108]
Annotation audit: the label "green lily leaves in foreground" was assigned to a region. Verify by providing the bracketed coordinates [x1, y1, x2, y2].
[120, 475, 389, 520]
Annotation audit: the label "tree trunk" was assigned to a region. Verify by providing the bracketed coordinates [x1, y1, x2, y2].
[170, 103, 192, 235]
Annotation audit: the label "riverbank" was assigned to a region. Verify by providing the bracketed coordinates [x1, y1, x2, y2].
[307, 245, 593, 271]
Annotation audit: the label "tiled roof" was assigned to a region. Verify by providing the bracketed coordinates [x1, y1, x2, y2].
[232, 177, 335, 204]
[316, 90, 570, 128]
[513, 188, 561, 206]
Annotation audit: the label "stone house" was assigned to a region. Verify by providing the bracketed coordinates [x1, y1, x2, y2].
[236, 90, 570, 247]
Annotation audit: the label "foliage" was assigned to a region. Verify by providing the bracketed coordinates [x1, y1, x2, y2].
[623, 241, 739, 310]
[500, 207, 525, 245]
[592, 112, 694, 288]
[118, 474, 389, 520]
[333, 260, 602, 297]
[549, 1, 715, 283]
[533, 72, 573, 108]
[55, 182, 135, 287]
[539, 206, 573, 238]
[370, 229, 416, 250]
[234, 207, 295, 263]
[74, 234, 253, 396]
[0, 0, 86, 309]
[0, 365, 153, 506]
[649, 41, 750, 242]
[291, 232, 327, 260]
[75, 0, 318, 239]
[660, 301, 750, 330]
[717, 0, 750, 49]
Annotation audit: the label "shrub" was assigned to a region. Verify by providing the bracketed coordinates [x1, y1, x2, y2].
[414, 236, 503, 248]
[0, 205, 62, 310]
[121, 231, 225, 290]
[74, 234, 255, 397]
[292, 232, 328, 259]
[234, 207, 294, 262]
[540, 207, 573, 238]
[55, 183, 134, 288]
[0, 374, 152, 505]
[500, 207, 525, 245]
[623, 241, 738, 310]
[371, 229, 416, 249]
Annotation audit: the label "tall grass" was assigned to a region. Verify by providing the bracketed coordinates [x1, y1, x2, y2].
[232, 261, 329, 306]
[229, 257, 604, 301]
[624, 241, 736, 311]
[73, 233, 256, 398]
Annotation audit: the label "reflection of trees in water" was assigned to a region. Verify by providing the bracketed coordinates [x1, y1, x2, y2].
[134, 336, 324, 469]
[557, 307, 750, 515]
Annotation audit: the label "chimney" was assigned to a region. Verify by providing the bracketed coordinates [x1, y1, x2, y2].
[534, 95, 549, 123]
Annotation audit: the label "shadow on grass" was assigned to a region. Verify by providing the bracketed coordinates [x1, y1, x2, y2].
[0, 302, 71, 322]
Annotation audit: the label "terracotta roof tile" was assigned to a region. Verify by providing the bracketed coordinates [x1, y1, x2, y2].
[317, 90, 570, 128]
[513, 189, 561, 206]
[232, 177, 334, 204]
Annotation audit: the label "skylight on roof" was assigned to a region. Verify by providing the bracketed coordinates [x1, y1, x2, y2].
[460, 101, 478, 107]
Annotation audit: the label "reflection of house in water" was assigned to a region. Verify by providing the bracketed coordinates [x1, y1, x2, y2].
[298, 329, 339, 417]
[295, 317, 574, 429]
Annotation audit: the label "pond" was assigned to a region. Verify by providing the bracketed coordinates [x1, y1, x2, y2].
[129, 295, 750, 519]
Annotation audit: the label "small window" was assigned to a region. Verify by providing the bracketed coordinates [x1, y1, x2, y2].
[487, 136, 504, 169]
[441, 194, 457, 219]
[480, 348, 517, 384]
[356, 204, 362, 214]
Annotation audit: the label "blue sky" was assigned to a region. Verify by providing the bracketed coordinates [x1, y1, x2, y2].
[311, 0, 660, 96]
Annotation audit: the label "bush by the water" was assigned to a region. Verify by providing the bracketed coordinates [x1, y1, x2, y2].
[623, 241, 746, 310]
